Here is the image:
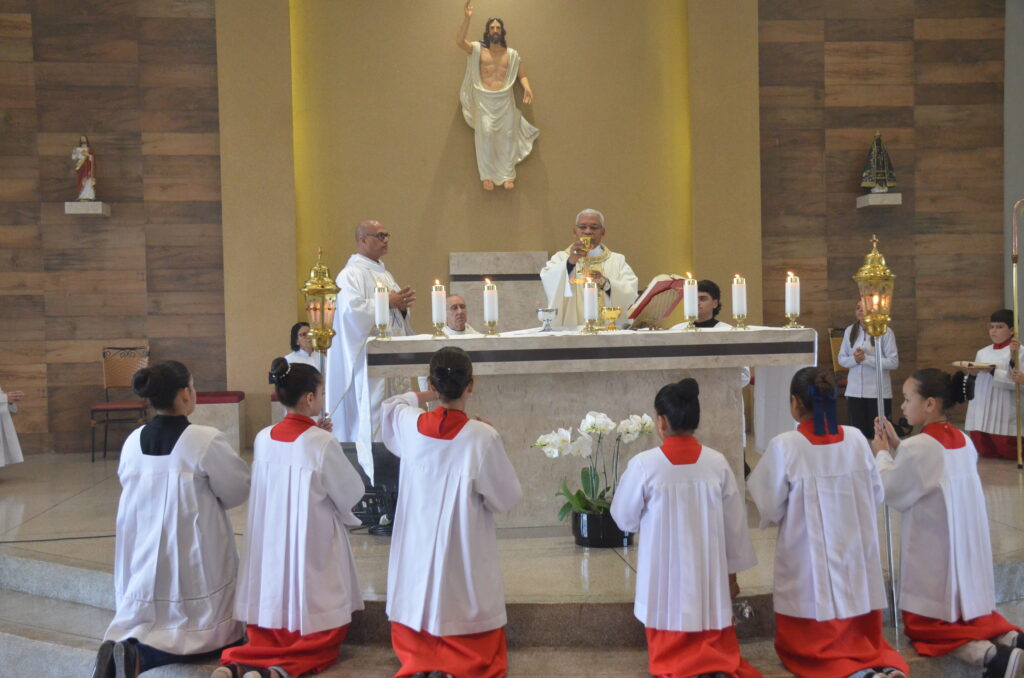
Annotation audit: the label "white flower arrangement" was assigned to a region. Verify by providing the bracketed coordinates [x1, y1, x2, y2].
[532, 411, 655, 519]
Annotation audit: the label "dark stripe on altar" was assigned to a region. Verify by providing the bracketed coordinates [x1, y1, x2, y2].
[449, 273, 539, 282]
[367, 340, 815, 366]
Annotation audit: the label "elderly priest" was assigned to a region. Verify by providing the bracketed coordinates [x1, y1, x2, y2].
[540, 209, 638, 326]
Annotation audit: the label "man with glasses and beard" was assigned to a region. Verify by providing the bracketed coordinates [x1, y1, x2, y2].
[325, 220, 414, 482]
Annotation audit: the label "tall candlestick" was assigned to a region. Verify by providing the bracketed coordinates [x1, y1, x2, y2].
[583, 278, 599, 321]
[732, 274, 748, 317]
[374, 282, 389, 326]
[483, 279, 499, 323]
[431, 280, 446, 325]
[683, 274, 698, 319]
[785, 271, 800, 316]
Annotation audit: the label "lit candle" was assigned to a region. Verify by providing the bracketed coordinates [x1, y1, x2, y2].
[483, 278, 499, 323]
[785, 271, 800, 316]
[732, 274, 747, 317]
[374, 281, 389, 325]
[431, 280, 446, 325]
[583, 278, 599, 321]
[683, 273, 698, 319]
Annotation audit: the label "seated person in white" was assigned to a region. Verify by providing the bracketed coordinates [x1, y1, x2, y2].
[284, 321, 318, 368]
[540, 209, 638, 326]
[611, 377, 759, 678]
[0, 386, 24, 468]
[873, 369, 1024, 678]
[444, 294, 479, 336]
[92, 361, 250, 678]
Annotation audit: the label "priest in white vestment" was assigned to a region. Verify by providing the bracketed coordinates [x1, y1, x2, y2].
[540, 209, 638, 327]
[457, 9, 538, 190]
[0, 387, 23, 467]
[325, 220, 414, 482]
[444, 295, 479, 336]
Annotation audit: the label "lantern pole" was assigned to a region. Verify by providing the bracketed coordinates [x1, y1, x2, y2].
[1013, 199, 1024, 469]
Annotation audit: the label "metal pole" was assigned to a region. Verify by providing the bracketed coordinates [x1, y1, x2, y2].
[319, 350, 327, 420]
[1013, 199, 1023, 470]
[876, 351, 899, 629]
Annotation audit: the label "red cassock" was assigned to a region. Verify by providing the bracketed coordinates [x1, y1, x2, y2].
[646, 627, 762, 678]
[222, 625, 348, 676]
[903, 610, 1020, 656]
[969, 430, 1019, 461]
[392, 622, 507, 678]
[774, 611, 908, 678]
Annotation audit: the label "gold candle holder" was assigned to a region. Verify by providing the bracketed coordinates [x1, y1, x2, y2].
[375, 323, 391, 340]
[681, 315, 698, 331]
[784, 313, 803, 329]
[431, 322, 446, 338]
[580, 318, 599, 334]
[732, 315, 750, 330]
[484, 320, 499, 337]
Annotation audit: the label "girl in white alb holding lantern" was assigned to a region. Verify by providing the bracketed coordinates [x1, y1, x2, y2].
[838, 299, 899, 440]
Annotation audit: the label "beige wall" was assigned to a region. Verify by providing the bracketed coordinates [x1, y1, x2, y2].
[216, 0, 297, 440]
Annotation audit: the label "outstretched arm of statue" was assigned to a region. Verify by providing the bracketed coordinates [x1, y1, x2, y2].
[518, 61, 534, 104]
[456, 0, 473, 54]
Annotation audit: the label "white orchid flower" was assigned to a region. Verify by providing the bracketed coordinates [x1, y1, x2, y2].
[579, 411, 616, 437]
[568, 432, 593, 458]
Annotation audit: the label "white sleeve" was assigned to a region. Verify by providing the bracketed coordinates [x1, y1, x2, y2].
[746, 437, 790, 528]
[992, 353, 1015, 389]
[321, 436, 367, 525]
[879, 442, 930, 512]
[721, 462, 757, 573]
[338, 267, 376, 338]
[540, 251, 570, 304]
[862, 330, 899, 371]
[609, 257, 639, 309]
[473, 430, 523, 515]
[837, 326, 857, 369]
[739, 366, 751, 388]
[610, 457, 646, 534]
[200, 433, 251, 510]
[381, 391, 420, 458]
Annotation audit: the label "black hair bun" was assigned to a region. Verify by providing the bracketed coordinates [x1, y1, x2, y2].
[132, 367, 162, 399]
[269, 357, 289, 385]
[677, 377, 699, 400]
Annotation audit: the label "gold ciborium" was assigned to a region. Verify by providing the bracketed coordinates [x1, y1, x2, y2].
[569, 236, 593, 284]
[600, 306, 621, 331]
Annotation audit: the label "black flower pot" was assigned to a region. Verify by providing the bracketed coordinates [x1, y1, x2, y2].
[571, 510, 634, 548]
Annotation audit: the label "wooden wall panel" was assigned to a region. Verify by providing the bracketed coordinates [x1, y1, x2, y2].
[0, 5, 225, 455]
[759, 1, 1005, 421]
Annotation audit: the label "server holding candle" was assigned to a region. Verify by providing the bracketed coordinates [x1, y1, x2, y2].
[838, 299, 899, 440]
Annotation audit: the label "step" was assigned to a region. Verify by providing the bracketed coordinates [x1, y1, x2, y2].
[2, 588, 1017, 678]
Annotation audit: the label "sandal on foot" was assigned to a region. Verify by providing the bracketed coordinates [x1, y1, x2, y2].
[90, 640, 115, 678]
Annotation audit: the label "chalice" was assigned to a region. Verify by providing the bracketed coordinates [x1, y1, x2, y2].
[536, 308, 558, 332]
[600, 306, 622, 331]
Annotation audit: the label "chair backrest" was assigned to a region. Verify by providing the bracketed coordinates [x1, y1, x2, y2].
[827, 328, 848, 376]
[101, 346, 150, 395]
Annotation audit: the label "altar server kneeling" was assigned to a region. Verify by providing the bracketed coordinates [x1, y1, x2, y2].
[93, 361, 250, 678]
[217, 359, 365, 678]
[382, 346, 523, 678]
[611, 377, 761, 678]
[873, 369, 1024, 678]
[747, 367, 908, 678]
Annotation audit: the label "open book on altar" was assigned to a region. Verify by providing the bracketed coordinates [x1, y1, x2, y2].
[626, 274, 686, 329]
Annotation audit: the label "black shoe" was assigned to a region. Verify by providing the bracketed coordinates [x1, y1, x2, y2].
[983, 644, 1024, 678]
[90, 640, 115, 678]
[113, 640, 141, 678]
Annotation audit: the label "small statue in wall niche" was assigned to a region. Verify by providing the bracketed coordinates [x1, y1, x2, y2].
[860, 131, 895, 194]
[71, 135, 96, 201]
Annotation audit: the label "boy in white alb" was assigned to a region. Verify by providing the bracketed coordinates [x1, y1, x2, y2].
[747, 367, 907, 678]
[611, 378, 760, 678]
[874, 368, 1024, 678]
[382, 346, 522, 678]
[217, 359, 365, 678]
[965, 309, 1020, 460]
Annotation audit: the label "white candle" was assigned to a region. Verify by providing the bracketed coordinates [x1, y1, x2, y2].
[683, 274, 698, 319]
[583, 279, 599, 321]
[732, 274, 747, 317]
[374, 283, 389, 325]
[785, 271, 800, 316]
[431, 280, 446, 325]
[483, 279, 499, 323]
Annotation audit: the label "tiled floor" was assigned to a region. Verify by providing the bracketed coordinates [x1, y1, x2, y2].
[2, 451, 1023, 604]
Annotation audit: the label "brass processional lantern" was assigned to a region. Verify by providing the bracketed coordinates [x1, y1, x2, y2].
[301, 249, 340, 378]
[852, 234, 898, 628]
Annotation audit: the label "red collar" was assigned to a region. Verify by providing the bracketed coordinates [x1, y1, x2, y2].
[417, 407, 470, 440]
[993, 339, 1013, 349]
[922, 421, 965, 449]
[660, 435, 702, 465]
[797, 419, 845, 445]
[271, 413, 317, 442]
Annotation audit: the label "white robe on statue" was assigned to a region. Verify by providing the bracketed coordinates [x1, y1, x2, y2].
[539, 245, 638, 327]
[105, 425, 250, 654]
[325, 253, 413, 483]
[611, 442, 756, 631]
[876, 428, 996, 622]
[234, 424, 365, 634]
[0, 390, 22, 467]
[747, 425, 888, 620]
[460, 42, 539, 184]
[381, 392, 523, 636]
[964, 343, 1018, 436]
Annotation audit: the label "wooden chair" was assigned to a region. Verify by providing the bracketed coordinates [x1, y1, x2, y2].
[90, 346, 149, 462]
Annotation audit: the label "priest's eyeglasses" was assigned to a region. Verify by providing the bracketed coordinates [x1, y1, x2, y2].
[368, 232, 391, 241]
